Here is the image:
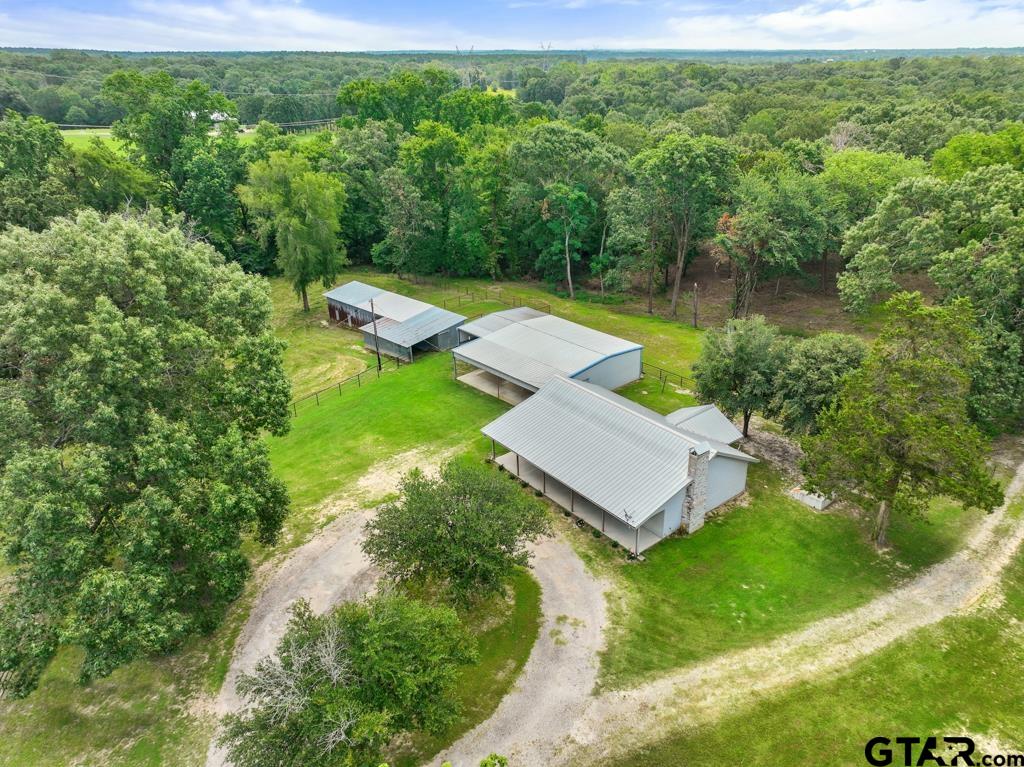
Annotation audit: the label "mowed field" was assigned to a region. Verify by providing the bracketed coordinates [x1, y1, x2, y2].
[0, 268, 1009, 766]
[604, 493, 1024, 767]
[60, 127, 322, 152]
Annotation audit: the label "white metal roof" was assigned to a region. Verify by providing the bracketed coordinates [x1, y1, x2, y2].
[454, 311, 642, 389]
[360, 305, 465, 348]
[323, 280, 382, 307]
[665, 404, 744, 445]
[354, 291, 432, 322]
[482, 376, 696, 527]
[459, 307, 547, 339]
[326, 281, 464, 349]
[323, 280, 436, 323]
[568, 381, 756, 464]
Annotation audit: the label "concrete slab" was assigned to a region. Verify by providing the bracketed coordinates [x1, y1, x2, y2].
[458, 369, 532, 406]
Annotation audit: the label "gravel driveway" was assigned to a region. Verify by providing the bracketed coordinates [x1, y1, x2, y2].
[430, 535, 610, 767]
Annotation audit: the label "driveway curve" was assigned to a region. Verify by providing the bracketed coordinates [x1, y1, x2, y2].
[430, 535, 610, 767]
[569, 459, 1024, 765]
[208, 455, 1024, 767]
[204, 506, 379, 767]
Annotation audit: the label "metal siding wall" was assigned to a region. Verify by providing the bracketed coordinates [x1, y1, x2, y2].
[707, 457, 750, 510]
[362, 331, 412, 362]
[660, 486, 687, 536]
[433, 326, 460, 351]
[575, 348, 643, 390]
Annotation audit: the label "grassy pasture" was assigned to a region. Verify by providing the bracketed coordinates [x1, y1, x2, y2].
[0, 269, 1003, 766]
[587, 461, 985, 689]
[603, 496, 1024, 767]
[60, 127, 324, 153]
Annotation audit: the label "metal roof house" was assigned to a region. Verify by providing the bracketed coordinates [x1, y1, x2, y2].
[482, 376, 756, 555]
[452, 308, 643, 404]
[324, 281, 466, 362]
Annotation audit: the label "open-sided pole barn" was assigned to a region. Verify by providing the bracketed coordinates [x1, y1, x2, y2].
[453, 308, 643, 402]
[324, 281, 465, 362]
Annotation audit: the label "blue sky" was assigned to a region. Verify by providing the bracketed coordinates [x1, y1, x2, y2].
[1, 0, 1023, 51]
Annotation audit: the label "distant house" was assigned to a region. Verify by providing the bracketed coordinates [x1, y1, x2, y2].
[324, 281, 465, 362]
[482, 376, 756, 555]
[452, 308, 643, 404]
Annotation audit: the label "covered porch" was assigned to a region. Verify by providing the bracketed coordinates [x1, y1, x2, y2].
[494, 450, 662, 555]
[456, 368, 533, 406]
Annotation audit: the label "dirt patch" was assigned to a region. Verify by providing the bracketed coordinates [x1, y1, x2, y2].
[743, 419, 805, 480]
[355, 446, 456, 499]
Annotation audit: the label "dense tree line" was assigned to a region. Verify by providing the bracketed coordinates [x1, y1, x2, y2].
[4, 49, 1024, 130]
[1, 49, 1021, 704]
[693, 295, 1003, 548]
[3, 54, 1022, 433]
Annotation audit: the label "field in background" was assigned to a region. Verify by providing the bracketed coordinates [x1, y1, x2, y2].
[60, 127, 321, 152]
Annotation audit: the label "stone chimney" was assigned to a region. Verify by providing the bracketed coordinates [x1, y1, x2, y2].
[684, 445, 711, 533]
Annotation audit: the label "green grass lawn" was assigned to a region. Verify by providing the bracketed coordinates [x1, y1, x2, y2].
[60, 127, 323, 153]
[0, 581, 254, 767]
[268, 352, 508, 523]
[271, 279, 373, 400]
[603, 497, 1024, 767]
[587, 462, 986, 689]
[60, 127, 116, 150]
[0, 269, 1000, 766]
[332, 267, 704, 374]
[389, 570, 542, 767]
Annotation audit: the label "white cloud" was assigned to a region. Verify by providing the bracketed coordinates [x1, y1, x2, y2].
[0, 0, 519, 52]
[0, 0, 1020, 51]
[658, 0, 1024, 49]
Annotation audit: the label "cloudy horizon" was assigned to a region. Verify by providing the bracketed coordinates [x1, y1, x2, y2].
[1, 0, 1023, 52]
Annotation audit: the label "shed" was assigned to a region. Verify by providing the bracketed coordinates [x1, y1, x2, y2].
[482, 377, 756, 554]
[324, 281, 465, 361]
[453, 309, 642, 403]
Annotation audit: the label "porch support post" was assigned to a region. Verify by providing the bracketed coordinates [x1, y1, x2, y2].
[452, 352, 457, 378]
[635, 526, 639, 556]
[602, 509, 606, 532]
[542, 472, 546, 494]
[570, 489, 575, 513]
[516, 453, 520, 476]
[491, 438, 495, 461]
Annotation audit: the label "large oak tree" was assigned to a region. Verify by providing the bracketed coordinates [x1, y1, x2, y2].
[0, 211, 291, 697]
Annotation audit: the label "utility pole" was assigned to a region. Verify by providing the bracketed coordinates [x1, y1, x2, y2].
[369, 298, 383, 372]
